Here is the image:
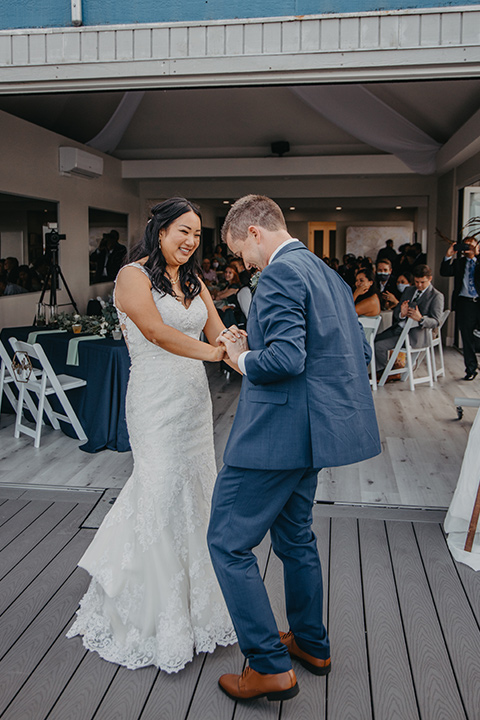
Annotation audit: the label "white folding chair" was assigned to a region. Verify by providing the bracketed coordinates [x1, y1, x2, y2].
[9, 337, 87, 448]
[428, 309, 450, 381]
[378, 317, 434, 392]
[236, 286, 252, 317]
[0, 339, 39, 421]
[358, 315, 382, 391]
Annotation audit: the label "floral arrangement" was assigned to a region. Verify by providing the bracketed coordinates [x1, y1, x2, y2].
[57, 296, 120, 337]
[250, 270, 261, 293]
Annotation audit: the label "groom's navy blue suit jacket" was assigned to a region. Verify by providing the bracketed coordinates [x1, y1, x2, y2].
[224, 241, 381, 470]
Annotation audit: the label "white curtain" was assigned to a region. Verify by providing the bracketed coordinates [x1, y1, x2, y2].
[444, 405, 480, 571]
[87, 91, 145, 153]
[292, 85, 441, 175]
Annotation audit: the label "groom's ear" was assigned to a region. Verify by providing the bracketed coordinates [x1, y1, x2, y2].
[248, 225, 261, 244]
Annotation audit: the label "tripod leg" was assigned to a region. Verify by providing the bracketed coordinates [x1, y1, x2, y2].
[56, 265, 79, 314]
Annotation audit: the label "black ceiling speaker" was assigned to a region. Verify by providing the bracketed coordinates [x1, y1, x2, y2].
[271, 141, 290, 157]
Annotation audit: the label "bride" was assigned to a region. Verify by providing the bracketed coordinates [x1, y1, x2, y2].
[67, 198, 238, 671]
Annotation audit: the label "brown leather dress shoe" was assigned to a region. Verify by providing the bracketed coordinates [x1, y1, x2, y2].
[218, 666, 299, 701]
[280, 630, 331, 676]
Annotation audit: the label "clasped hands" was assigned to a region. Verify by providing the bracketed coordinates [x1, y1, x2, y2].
[216, 325, 249, 364]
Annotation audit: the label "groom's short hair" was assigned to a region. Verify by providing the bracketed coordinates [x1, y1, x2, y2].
[222, 195, 287, 244]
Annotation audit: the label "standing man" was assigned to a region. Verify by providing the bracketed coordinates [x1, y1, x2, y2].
[440, 236, 480, 380]
[208, 195, 381, 703]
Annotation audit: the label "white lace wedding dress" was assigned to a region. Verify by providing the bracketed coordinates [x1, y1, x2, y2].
[67, 263, 236, 671]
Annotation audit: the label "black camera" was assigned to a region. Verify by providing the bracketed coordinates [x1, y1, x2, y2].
[45, 229, 66, 253]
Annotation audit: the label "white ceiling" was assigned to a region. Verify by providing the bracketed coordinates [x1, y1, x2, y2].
[1, 78, 479, 163]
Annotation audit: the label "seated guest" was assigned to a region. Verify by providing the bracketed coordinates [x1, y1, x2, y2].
[376, 258, 399, 310]
[374, 264, 444, 373]
[339, 253, 357, 289]
[330, 258, 340, 272]
[214, 265, 242, 327]
[353, 268, 381, 317]
[229, 257, 251, 287]
[0, 273, 28, 296]
[201, 257, 218, 286]
[212, 244, 227, 269]
[215, 265, 240, 303]
[4, 256, 20, 284]
[381, 271, 413, 310]
[17, 264, 32, 291]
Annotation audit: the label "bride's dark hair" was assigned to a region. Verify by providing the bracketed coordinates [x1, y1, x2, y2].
[128, 197, 202, 301]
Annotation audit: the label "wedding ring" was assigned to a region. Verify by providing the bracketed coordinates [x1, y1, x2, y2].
[221, 329, 229, 335]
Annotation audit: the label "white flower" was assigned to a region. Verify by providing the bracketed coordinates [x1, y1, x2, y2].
[250, 271, 261, 292]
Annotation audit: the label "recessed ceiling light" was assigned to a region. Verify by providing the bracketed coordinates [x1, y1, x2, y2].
[223, 200, 230, 205]
[336, 206, 342, 211]
[289, 206, 296, 211]
[396, 205, 402, 210]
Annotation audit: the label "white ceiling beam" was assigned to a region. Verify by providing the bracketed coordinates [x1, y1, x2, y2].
[122, 155, 412, 179]
[436, 106, 480, 175]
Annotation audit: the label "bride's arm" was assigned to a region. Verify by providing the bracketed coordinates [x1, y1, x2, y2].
[199, 282, 243, 373]
[115, 267, 224, 362]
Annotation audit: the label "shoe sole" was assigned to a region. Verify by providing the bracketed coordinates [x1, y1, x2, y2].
[218, 681, 300, 702]
[295, 655, 331, 676]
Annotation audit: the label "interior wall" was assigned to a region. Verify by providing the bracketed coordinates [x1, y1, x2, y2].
[0, 111, 141, 328]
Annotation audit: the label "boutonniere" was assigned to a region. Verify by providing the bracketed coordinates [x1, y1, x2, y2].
[250, 270, 261, 294]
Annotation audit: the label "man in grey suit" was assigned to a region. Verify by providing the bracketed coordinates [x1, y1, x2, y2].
[374, 264, 444, 371]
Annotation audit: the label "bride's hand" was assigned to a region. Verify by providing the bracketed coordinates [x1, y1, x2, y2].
[209, 344, 226, 362]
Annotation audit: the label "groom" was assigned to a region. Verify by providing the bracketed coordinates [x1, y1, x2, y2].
[208, 195, 380, 702]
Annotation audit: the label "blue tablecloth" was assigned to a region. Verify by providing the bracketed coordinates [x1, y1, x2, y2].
[0, 325, 131, 453]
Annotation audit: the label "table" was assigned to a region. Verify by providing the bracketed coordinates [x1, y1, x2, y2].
[0, 326, 131, 453]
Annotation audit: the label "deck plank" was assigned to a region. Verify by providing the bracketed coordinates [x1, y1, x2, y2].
[359, 519, 420, 720]
[414, 522, 480, 720]
[0, 530, 93, 661]
[0, 502, 95, 614]
[387, 521, 466, 720]
[187, 536, 271, 720]
[0, 500, 53, 550]
[0, 498, 29, 526]
[0, 501, 76, 581]
[90, 664, 158, 720]
[0, 562, 92, 715]
[327, 517, 372, 720]
[281, 515, 330, 720]
[0, 617, 88, 720]
[45, 647, 120, 720]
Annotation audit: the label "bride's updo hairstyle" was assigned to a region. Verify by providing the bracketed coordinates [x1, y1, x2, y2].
[128, 197, 202, 301]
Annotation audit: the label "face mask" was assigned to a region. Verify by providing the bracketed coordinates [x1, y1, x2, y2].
[377, 272, 390, 280]
[397, 283, 408, 293]
[212, 261, 219, 269]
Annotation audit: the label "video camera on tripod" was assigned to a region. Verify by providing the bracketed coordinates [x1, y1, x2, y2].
[45, 228, 66, 254]
[35, 229, 79, 325]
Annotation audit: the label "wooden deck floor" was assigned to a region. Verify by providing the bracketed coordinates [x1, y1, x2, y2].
[1, 347, 480, 510]
[1, 485, 479, 720]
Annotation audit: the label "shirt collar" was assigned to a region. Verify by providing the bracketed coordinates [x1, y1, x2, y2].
[268, 238, 299, 265]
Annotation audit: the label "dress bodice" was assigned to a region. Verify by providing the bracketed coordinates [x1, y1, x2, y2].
[114, 262, 208, 362]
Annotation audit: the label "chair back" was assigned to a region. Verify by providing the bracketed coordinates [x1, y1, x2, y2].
[9, 338, 57, 389]
[358, 315, 382, 391]
[358, 315, 382, 344]
[237, 286, 252, 317]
